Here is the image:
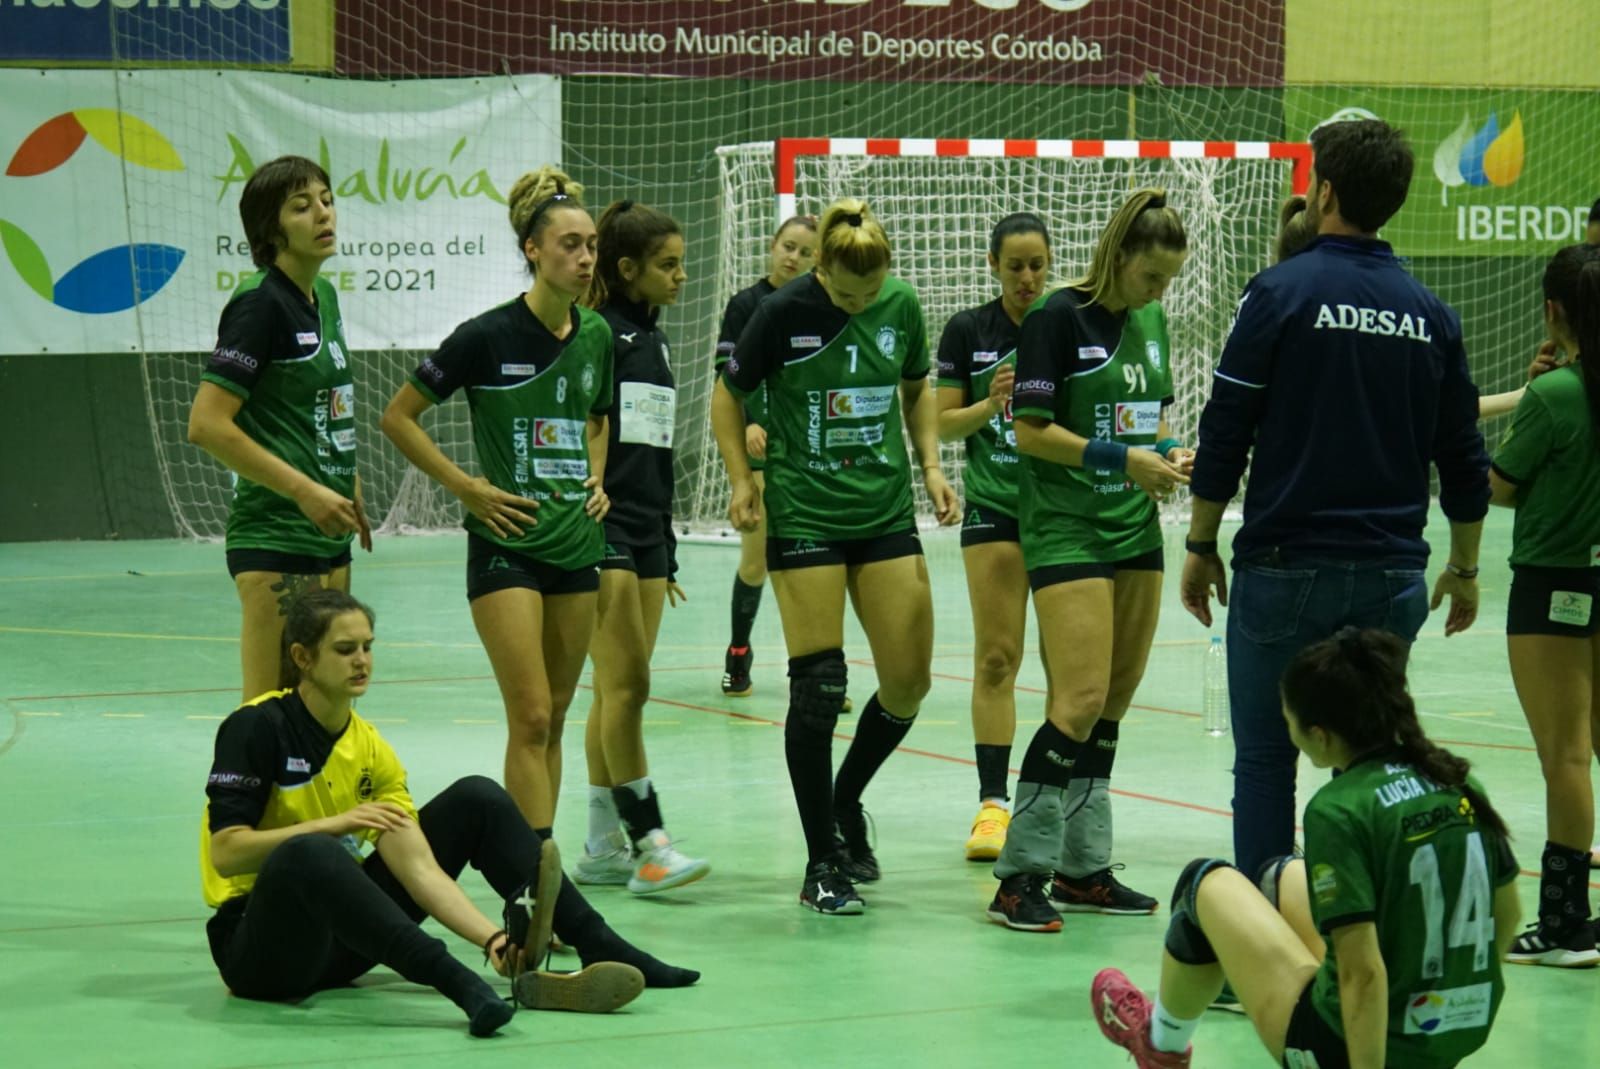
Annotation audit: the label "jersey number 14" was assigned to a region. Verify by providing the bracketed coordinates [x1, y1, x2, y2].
[1408, 832, 1494, 977]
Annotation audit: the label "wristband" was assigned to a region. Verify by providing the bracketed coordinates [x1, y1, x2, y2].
[1185, 538, 1219, 556]
[1082, 438, 1129, 472]
[1155, 437, 1184, 457]
[483, 928, 509, 963]
[1444, 562, 1479, 579]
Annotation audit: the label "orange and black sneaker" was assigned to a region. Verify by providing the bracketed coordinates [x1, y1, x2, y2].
[1051, 865, 1158, 915]
[986, 873, 1062, 932]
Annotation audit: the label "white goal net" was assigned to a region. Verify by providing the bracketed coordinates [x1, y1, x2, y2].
[680, 137, 1307, 532]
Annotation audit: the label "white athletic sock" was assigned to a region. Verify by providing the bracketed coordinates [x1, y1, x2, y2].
[586, 785, 622, 855]
[1149, 994, 1201, 1054]
[980, 796, 1011, 811]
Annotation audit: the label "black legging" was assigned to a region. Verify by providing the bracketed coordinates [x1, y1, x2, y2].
[211, 775, 584, 1000]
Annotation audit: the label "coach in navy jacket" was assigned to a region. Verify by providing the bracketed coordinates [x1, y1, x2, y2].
[1180, 120, 1490, 876]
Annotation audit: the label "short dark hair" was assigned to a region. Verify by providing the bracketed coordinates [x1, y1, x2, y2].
[240, 155, 331, 269]
[1308, 119, 1413, 233]
[988, 212, 1052, 259]
[1588, 197, 1600, 225]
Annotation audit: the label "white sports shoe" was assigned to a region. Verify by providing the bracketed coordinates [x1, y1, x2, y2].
[627, 830, 710, 895]
[573, 837, 634, 886]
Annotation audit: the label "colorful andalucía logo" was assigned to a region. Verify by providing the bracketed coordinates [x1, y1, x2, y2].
[1432, 110, 1525, 204]
[2, 109, 185, 314]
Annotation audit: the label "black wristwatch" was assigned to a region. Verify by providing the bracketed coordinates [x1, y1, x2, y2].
[1185, 538, 1219, 556]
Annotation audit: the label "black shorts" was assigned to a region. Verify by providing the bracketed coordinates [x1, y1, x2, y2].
[1281, 978, 1348, 1069]
[600, 540, 671, 580]
[466, 533, 600, 601]
[767, 528, 923, 572]
[227, 545, 353, 579]
[960, 506, 1020, 548]
[1507, 565, 1600, 637]
[1027, 546, 1165, 592]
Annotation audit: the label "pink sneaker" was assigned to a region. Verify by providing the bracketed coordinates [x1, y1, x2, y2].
[1090, 969, 1192, 1069]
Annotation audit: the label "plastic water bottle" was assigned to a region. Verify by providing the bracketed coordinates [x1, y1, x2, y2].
[1203, 636, 1229, 737]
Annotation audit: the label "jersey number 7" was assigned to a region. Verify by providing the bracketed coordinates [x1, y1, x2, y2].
[1409, 832, 1494, 978]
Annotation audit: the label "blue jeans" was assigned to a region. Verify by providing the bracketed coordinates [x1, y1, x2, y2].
[1226, 558, 1430, 877]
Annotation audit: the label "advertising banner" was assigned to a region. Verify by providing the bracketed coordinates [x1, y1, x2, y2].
[0, 69, 561, 354]
[1286, 88, 1600, 257]
[0, 0, 318, 66]
[336, 0, 1285, 87]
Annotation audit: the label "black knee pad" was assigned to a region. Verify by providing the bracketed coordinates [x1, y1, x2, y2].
[788, 648, 847, 735]
[1163, 857, 1235, 966]
[1255, 854, 1298, 911]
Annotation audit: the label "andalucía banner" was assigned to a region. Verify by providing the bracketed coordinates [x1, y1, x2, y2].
[0, 70, 560, 354]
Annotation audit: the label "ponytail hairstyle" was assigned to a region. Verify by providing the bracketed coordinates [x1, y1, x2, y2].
[1070, 188, 1186, 307]
[988, 211, 1052, 259]
[1274, 195, 1317, 263]
[817, 198, 891, 277]
[1280, 628, 1508, 840]
[1540, 243, 1600, 451]
[584, 199, 682, 309]
[277, 588, 376, 690]
[507, 165, 586, 275]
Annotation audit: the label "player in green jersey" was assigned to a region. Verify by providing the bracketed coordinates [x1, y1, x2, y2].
[1093, 628, 1520, 1069]
[987, 189, 1191, 931]
[935, 212, 1051, 862]
[712, 198, 959, 914]
[189, 156, 373, 702]
[716, 215, 818, 698]
[382, 166, 611, 835]
[1489, 243, 1600, 965]
[571, 200, 710, 896]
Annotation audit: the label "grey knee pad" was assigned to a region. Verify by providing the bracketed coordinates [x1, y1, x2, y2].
[788, 648, 847, 734]
[1255, 854, 1298, 911]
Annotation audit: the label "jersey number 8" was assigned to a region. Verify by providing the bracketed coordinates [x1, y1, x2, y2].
[556, 376, 568, 403]
[1408, 832, 1495, 978]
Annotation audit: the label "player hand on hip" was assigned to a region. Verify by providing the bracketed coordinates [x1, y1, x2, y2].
[582, 474, 610, 523]
[457, 476, 540, 539]
[296, 482, 363, 540]
[744, 423, 768, 461]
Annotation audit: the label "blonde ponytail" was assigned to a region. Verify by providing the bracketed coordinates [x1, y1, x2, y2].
[1070, 188, 1186, 307]
[818, 197, 891, 277]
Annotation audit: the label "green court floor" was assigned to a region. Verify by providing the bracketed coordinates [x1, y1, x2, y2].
[2, 511, 1597, 1067]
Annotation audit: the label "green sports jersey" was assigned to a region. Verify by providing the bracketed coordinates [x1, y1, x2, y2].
[1012, 287, 1174, 568]
[1303, 754, 1517, 1069]
[410, 298, 614, 570]
[1491, 365, 1600, 568]
[937, 298, 1020, 517]
[203, 267, 356, 558]
[723, 273, 929, 541]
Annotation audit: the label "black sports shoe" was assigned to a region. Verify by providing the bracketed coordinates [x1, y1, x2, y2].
[799, 858, 865, 915]
[722, 645, 753, 697]
[986, 873, 1062, 932]
[833, 803, 880, 883]
[1050, 865, 1159, 915]
[1506, 922, 1600, 968]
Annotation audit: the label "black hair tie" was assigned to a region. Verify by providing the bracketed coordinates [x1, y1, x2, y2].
[1143, 193, 1167, 211]
[843, 211, 863, 227]
[617, 199, 635, 213]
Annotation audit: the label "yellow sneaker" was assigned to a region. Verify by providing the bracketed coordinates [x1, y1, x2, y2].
[965, 802, 1010, 861]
